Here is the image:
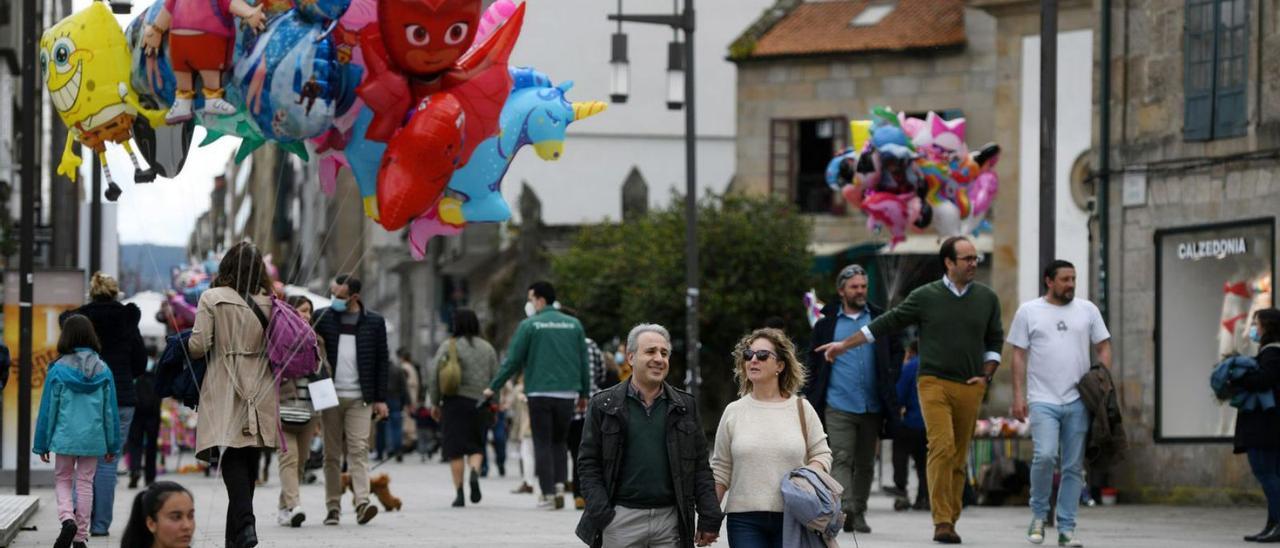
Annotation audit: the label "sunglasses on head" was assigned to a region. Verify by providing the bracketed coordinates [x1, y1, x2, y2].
[741, 349, 777, 362]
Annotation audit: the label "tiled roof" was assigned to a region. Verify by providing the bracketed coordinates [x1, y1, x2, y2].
[742, 0, 966, 60]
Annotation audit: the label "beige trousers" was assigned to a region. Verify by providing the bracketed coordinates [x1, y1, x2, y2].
[323, 397, 372, 510]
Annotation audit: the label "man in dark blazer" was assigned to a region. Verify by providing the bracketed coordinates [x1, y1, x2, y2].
[804, 264, 903, 534]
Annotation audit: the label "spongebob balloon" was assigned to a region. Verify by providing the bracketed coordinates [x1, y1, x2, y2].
[41, 1, 165, 200]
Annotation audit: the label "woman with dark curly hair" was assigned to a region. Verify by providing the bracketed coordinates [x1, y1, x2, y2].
[710, 327, 832, 548]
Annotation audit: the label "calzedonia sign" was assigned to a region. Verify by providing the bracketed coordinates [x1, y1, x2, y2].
[1177, 237, 1248, 261]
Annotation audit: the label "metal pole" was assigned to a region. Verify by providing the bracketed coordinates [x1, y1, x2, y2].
[90, 154, 101, 275]
[1038, 0, 1057, 280]
[18, 0, 39, 496]
[1097, 0, 1112, 320]
[682, 0, 699, 403]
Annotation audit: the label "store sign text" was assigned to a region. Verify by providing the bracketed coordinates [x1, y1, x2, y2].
[1177, 237, 1248, 261]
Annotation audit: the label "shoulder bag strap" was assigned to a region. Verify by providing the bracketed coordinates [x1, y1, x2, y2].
[239, 291, 270, 332]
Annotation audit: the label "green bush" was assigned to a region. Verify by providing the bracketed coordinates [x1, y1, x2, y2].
[553, 192, 814, 424]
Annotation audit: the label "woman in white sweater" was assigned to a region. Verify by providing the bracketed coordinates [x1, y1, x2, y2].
[711, 328, 833, 547]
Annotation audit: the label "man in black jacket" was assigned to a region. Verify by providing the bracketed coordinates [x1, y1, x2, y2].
[314, 275, 389, 526]
[576, 324, 721, 548]
[804, 264, 903, 534]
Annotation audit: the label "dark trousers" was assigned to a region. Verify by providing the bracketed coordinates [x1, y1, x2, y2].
[1249, 448, 1280, 521]
[726, 511, 784, 548]
[528, 396, 574, 495]
[127, 410, 160, 485]
[894, 426, 928, 502]
[219, 446, 261, 546]
[568, 417, 584, 496]
[482, 410, 509, 476]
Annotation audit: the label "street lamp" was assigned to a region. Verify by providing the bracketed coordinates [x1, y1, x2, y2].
[665, 40, 685, 110]
[610, 32, 629, 103]
[607, 0, 701, 402]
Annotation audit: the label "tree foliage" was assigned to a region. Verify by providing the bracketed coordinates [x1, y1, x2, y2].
[553, 192, 815, 424]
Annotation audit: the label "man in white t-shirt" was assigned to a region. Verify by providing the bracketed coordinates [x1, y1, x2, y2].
[1008, 260, 1112, 548]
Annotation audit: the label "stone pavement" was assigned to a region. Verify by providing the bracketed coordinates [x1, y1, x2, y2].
[7, 452, 1264, 547]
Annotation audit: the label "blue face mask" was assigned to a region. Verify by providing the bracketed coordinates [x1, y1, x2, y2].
[614, 352, 625, 365]
[331, 297, 348, 313]
[1250, 325, 1262, 343]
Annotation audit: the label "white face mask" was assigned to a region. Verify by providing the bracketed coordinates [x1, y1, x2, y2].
[524, 301, 536, 318]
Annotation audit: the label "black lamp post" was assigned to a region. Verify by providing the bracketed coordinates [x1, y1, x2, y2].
[607, 0, 700, 401]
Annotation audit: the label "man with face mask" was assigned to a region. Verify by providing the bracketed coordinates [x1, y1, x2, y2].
[803, 264, 903, 534]
[1008, 260, 1112, 547]
[313, 274, 390, 526]
[483, 281, 590, 509]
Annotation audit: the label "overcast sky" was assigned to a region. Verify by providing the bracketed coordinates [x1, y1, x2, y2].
[73, 0, 240, 247]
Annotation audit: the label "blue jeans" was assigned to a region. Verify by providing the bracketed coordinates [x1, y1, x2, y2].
[726, 512, 784, 548]
[91, 406, 133, 534]
[1248, 448, 1280, 521]
[377, 399, 404, 457]
[1029, 399, 1089, 532]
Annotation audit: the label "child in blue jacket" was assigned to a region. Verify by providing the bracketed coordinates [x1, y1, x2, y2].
[33, 314, 121, 548]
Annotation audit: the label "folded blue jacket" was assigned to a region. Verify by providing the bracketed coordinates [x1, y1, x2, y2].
[1211, 355, 1276, 412]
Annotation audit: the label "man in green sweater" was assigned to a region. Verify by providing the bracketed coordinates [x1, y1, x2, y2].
[818, 236, 1003, 544]
[483, 281, 590, 510]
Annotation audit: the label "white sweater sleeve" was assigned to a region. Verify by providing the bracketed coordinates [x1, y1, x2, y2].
[710, 405, 734, 488]
[803, 399, 833, 472]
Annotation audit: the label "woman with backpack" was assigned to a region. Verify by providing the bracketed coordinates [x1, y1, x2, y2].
[61, 272, 147, 536]
[186, 242, 279, 548]
[428, 308, 498, 507]
[276, 295, 329, 528]
[34, 314, 121, 548]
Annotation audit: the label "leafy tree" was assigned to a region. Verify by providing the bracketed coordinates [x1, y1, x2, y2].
[553, 192, 815, 425]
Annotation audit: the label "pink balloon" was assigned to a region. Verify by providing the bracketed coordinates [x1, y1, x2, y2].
[861, 192, 920, 247]
[408, 212, 464, 260]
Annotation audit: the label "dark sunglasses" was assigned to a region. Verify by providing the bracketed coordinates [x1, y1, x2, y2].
[741, 349, 777, 362]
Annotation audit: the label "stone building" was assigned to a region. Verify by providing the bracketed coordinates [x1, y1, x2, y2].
[1090, 0, 1280, 503]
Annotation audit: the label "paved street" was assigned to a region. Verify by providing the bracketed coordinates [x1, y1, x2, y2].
[7, 452, 1263, 547]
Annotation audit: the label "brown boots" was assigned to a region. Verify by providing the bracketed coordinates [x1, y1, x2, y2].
[933, 523, 961, 544]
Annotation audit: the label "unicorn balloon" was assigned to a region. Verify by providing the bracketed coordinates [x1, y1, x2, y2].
[406, 67, 607, 259]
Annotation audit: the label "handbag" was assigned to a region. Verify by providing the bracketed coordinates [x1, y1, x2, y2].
[279, 378, 315, 427]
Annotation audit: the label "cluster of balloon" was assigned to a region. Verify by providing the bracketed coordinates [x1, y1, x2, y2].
[46, 0, 606, 260]
[405, 67, 607, 259]
[826, 106, 1000, 247]
[41, 2, 168, 201]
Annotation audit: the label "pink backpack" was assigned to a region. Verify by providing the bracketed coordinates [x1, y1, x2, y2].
[241, 293, 319, 382]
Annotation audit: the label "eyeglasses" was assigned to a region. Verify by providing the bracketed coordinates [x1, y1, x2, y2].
[955, 254, 983, 264]
[741, 349, 777, 362]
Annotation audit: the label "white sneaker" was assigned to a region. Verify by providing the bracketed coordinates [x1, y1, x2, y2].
[1027, 518, 1045, 544]
[536, 495, 555, 509]
[202, 96, 238, 116]
[278, 507, 305, 527]
[165, 97, 194, 124]
[1058, 531, 1083, 547]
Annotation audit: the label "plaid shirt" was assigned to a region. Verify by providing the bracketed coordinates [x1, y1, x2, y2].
[586, 338, 604, 394]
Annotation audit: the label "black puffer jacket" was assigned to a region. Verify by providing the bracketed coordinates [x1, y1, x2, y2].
[313, 306, 389, 403]
[575, 382, 722, 548]
[61, 300, 147, 407]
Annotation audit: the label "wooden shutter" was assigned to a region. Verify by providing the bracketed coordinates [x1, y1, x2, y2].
[769, 119, 795, 200]
[1183, 0, 1216, 141]
[1212, 0, 1248, 138]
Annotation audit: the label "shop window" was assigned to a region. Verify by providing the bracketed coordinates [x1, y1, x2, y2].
[1184, 0, 1249, 141]
[1155, 218, 1274, 442]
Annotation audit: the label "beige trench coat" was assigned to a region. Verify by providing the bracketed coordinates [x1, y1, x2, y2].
[188, 286, 279, 461]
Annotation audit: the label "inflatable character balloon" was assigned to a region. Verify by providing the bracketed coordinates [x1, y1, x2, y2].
[41, 2, 167, 200]
[141, 0, 267, 123]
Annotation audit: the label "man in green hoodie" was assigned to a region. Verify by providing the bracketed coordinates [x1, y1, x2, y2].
[484, 281, 590, 509]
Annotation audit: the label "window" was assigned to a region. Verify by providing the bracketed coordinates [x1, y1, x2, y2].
[1184, 0, 1248, 141]
[769, 117, 847, 214]
[850, 3, 895, 27]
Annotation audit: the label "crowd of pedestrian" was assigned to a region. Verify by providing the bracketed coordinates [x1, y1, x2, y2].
[26, 235, 1280, 548]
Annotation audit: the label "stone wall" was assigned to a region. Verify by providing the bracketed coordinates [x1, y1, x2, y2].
[734, 7, 998, 250]
[1098, 0, 1280, 502]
